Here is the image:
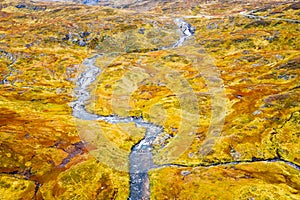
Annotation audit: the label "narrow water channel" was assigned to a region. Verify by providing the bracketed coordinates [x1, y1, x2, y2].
[71, 18, 195, 200]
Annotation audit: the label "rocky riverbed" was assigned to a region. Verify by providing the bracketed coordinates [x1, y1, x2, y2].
[0, 0, 299, 199]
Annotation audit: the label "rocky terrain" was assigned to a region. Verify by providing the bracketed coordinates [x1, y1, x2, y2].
[0, 0, 299, 199]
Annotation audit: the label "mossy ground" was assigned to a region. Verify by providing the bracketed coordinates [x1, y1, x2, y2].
[0, 0, 299, 199]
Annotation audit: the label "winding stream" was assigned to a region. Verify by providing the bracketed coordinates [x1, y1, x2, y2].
[70, 6, 300, 200]
[71, 18, 195, 200]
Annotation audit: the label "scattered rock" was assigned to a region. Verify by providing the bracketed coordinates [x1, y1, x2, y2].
[230, 148, 242, 160]
[245, 20, 271, 28]
[79, 31, 91, 38]
[251, 62, 262, 67]
[78, 40, 86, 46]
[25, 43, 34, 48]
[276, 58, 300, 70]
[1, 1, 300, 199]
[278, 74, 296, 80]
[15, 4, 26, 9]
[62, 34, 70, 41]
[275, 54, 283, 60]
[264, 35, 278, 42]
[15, 4, 46, 11]
[253, 110, 262, 115]
[237, 95, 243, 99]
[138, 28, 145, 34]
[240, 55, 262, 62]
[242, 50, 252, 54]
[206, 22, 218, 30]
